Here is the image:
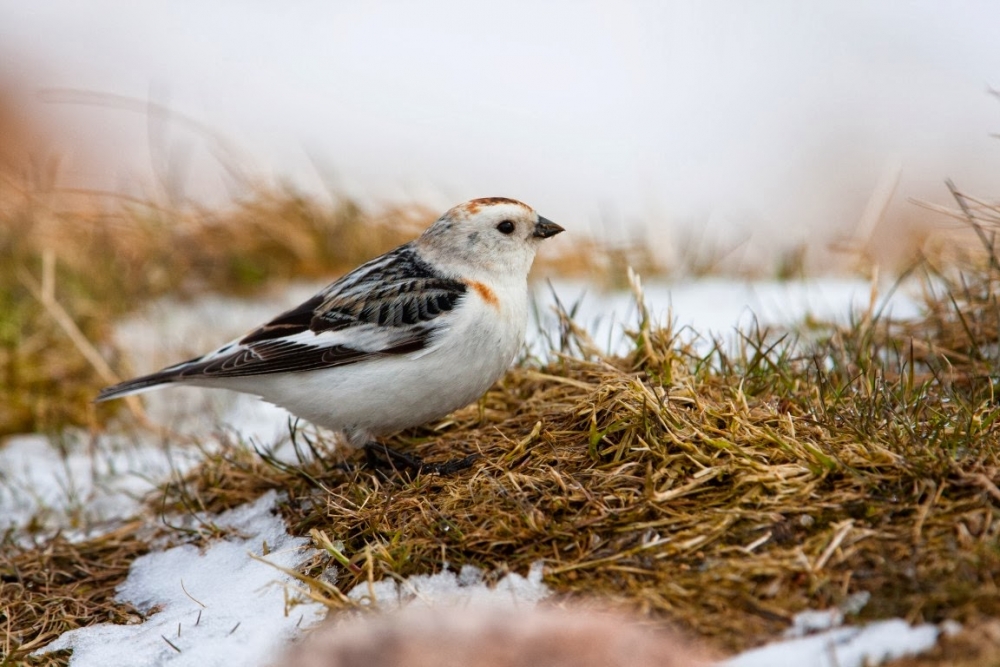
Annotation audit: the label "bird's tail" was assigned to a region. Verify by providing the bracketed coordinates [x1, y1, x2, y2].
[96, 370, 180, 402]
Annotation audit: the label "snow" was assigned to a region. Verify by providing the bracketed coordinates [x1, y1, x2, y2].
[536, 278, 920, 357]
[726, 618, 941, 667]
[32, 491, 550, 667]
[37, 491, 327, 667]
[783, 592, 871, 638]
[0, 433, 202, 544]
[349, 561, 550, 611]
[724, 591, 943, 666]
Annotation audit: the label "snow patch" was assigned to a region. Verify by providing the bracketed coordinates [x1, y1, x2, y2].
[0, 433, 201, 543]
[534, 278, 921, 357]
[348, 561, 550, 611]
[726, 617, 941, 667]
[37, 491, 326, 667]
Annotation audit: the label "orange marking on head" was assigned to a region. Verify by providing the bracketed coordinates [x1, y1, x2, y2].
[468, 280, 499, 309]
[458, 197, 530, 218]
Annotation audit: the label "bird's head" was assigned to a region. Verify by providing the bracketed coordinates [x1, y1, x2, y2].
[417, 197, 564, 278]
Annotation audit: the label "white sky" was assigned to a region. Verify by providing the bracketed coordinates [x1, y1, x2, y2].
[2, 1, 999, 251]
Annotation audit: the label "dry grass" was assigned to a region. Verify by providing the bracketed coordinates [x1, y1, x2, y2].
[902, 182, 1000, 388]
[1, 523, 149, 666]
[3, 185, 1000, 665]
[0, 176, 422, 434]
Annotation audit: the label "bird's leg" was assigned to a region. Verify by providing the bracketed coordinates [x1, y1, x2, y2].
[362, 442, 479, 476]
[422, 452, 481, 475]
[363, 442, 424, 471]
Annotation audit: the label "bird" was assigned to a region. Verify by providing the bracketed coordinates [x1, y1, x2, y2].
[98, 197, 564, 472]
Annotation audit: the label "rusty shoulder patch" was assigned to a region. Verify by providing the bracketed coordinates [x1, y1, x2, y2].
[467, 280, 500, 309]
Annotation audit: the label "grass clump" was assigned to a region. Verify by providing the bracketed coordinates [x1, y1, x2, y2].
[0, 523, 149, 666]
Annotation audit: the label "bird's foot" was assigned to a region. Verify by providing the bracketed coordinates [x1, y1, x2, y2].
[363, 442, 479, 476]
[420, 452, 481, 475]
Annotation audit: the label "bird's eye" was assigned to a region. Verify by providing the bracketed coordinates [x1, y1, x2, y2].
[496, 220, 516, 235]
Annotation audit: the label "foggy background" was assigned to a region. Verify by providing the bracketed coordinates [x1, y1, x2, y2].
[2, 1, 999, 272]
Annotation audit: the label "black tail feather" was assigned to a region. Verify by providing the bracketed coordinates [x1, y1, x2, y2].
[95, 371, 179, 402]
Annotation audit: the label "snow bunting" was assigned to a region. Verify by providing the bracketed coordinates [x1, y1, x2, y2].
[98, 197, 563, 471]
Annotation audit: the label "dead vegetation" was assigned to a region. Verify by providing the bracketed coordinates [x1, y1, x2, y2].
[0, 174, 429, 434]
[3, 184, 1000, 665]
[1, 523, 149, 666]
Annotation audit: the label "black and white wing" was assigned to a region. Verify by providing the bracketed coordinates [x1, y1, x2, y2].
[97, 244, 467, 400]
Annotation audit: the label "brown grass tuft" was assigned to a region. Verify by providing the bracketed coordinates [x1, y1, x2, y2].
[0, 522, 149, 666]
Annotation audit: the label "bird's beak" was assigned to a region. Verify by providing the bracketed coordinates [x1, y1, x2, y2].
[533, 216, 564, 239]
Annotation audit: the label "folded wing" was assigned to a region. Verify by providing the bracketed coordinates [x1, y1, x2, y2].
[96, 245, 466, 400]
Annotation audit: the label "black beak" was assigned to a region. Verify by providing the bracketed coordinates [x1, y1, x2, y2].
[533, 216, 564, 239]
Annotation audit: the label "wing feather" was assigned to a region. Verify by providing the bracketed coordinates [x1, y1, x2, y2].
[109, 244, 467, 388]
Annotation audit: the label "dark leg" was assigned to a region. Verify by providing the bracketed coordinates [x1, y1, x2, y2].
[364, 442, 425, 471]
[363, 442, 480, 476]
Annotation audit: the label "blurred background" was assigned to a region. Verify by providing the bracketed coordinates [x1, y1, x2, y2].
[2, 1, 1000, 273]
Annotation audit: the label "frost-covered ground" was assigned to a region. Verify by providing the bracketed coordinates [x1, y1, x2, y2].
[3, 279, 947, 666]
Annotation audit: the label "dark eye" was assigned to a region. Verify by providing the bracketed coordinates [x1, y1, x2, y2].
[496, 220, 516, 235]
